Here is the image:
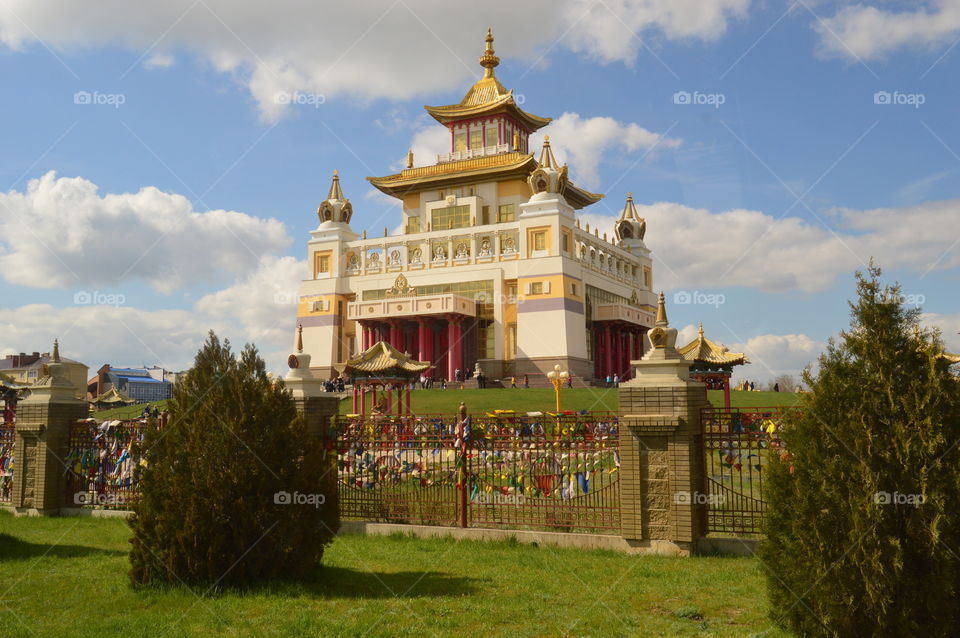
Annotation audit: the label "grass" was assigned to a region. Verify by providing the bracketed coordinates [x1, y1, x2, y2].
[89, 389, 800, 421]
[93, 399, 170, 420]
[0, 512, 788, 637]
[338, 387, 801, 415]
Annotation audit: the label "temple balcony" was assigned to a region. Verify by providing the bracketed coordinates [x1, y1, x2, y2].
[348, 294, 477, 321]
[594, 302, 656, 327]
[437, 143, 511, 163]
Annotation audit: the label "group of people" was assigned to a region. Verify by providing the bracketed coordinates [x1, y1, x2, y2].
[323, 377, 346, 393]
[604, 374, 620, 388]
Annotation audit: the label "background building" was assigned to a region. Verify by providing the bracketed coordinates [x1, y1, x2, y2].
[87, 365, 176, 403]
[0, 345, 88, 399]
[296, 30, 657, 384]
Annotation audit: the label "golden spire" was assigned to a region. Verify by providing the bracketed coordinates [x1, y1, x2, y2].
[406, 149, 414, 169]
[479, 27, 500, 78]
[327, 169, 344, 201]
[655, 292, 668, 326]
[296, 323, 303, 353]
[698, 321, 704, 337]
[538, 135, 557, 169]
[52, 338, 60, 363]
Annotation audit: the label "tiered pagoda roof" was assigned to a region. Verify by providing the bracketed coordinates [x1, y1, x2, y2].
[337, 341, 430, 379]
[423, 28, 551, 131]
[678, 323, 748, 368]
[91, 386, 135, 406]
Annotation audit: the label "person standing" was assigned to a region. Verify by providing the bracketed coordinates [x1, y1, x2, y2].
[605, 374, 612, 388]
[523, 374, 529, 388]
[613, 374, 620, 388]
[510, 376, 516, 388]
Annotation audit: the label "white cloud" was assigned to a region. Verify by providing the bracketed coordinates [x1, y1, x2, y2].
[0, 1, 749, 120]
[143, 52, 174, 69]
[405, 125, 453, 169]
[578, 198, 960, 293]
[731, 333, 824, 381]
[562, 0, 750, 64]
[923, 312, 960, 352]
[0, 171, 290, 293]
[815, 0, 960, 61]
[2, 254, 308, 374]
[531, 112, 681, 190]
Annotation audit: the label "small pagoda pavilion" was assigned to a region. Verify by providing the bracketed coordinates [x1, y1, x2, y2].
[337, 341, 430, 417]
[678, 323, 748, 409]
[89, 386, 136, 411]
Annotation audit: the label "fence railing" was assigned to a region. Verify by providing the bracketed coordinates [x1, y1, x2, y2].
[332, 411, 621, 533]
[65, 419, 152, 509]
[0, 423, 14, 504]
[701, 406, 792, 536]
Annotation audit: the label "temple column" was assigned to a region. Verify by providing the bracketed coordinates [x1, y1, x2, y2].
[723, 376, 732, 410]
[447, 316, 458, 382]
[417, 319, 429, 363]
[359, 386, 366, 416]
[603, 324, 612, 380]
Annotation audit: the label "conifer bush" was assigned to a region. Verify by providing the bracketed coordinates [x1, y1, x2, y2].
[129, 332, 339, 587]
[761, 265, 960, 635]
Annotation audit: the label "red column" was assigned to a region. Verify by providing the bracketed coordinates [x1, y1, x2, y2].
[603, 324, 612, 380]
[724, 378, 731, 410]
[359, 387, 366, 416]
[447, 317, 458, 382]
[352, 386, 358, 413]
[406, 386, 412, 415]
[417, 319, 429, 363]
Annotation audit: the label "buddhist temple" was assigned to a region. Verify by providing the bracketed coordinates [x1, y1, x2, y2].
[295, 29, 657, 384]
[678, 323, 748, 408]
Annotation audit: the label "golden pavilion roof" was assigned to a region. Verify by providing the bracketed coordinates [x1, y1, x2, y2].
[91, 386, 136, 405]
[338, 341, 430, 377]
[367, 151, 603, 209]
[678, 323, 748, 367]
[424, 29, 551, 132]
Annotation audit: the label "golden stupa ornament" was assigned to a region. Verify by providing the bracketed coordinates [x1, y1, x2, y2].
[479, 27, 499, 77]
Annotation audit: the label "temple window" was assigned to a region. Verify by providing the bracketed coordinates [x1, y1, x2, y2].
[431, 204, 471, 231]
[454, 132, 467, 152]
[561, 233, 569, 253]
[485, 127, 497, 147]
[532, 231, 546, 252]
[530, 282, 544, 295]
[406, 216, 420, 234]
[470, 129, 482, 149]
[497, 203, 515, 223]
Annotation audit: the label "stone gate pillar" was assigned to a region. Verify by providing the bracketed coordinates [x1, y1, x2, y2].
[11, 341, 88, 515]
[617, 294, 707, 555]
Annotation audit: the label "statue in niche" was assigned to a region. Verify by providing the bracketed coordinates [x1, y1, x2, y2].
[479, 238, 492, 256]
[389, 250, 401, 266]
[502, 237, 516, 254]
[368, 251, 380, 265]
[410, 247, 422, 264]
[433, 245, 446, 261]
[455, 243, 469, 259]
[347, 253, 359, 269]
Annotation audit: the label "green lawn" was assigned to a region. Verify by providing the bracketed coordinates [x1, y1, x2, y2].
[0, 512, 787, 637]
[90, 389, 800, 421]
[338, 387, 800, 415]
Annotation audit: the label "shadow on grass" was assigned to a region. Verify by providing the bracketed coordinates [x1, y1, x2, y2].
[0, 532, 126, 560]
[253, 565, 482, 599]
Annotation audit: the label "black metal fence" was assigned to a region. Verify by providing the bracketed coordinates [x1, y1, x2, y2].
[333, 411, 621, 533]
[701, 406, 791, 535]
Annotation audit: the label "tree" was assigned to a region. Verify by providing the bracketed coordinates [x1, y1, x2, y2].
[760, 265, 960, 636]
[129, 332, 339, 587]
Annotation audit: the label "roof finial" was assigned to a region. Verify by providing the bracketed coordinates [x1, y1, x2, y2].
[698, 321, 704, 338]
[655, 292, 668, 327]
[406, 148, 414, 169]
[52, 338, 60, 363]
[538, 136, 557, 169]
[328, 169, 344, 201]
[296, 323, 303, 353]
[479, 28, 500, 77]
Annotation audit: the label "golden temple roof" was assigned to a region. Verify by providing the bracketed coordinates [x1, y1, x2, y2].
[424, 29, 551, 132]
[91, 386, 135, 405]
[678, 323, 748, 367]
[338, 341, 430, 376]
[367, 150, 602, 209]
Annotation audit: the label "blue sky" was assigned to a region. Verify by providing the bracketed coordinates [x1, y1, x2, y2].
[0, 0, 958, 380]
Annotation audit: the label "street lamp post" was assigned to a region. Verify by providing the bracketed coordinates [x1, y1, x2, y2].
[546, 364, 570, 413]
